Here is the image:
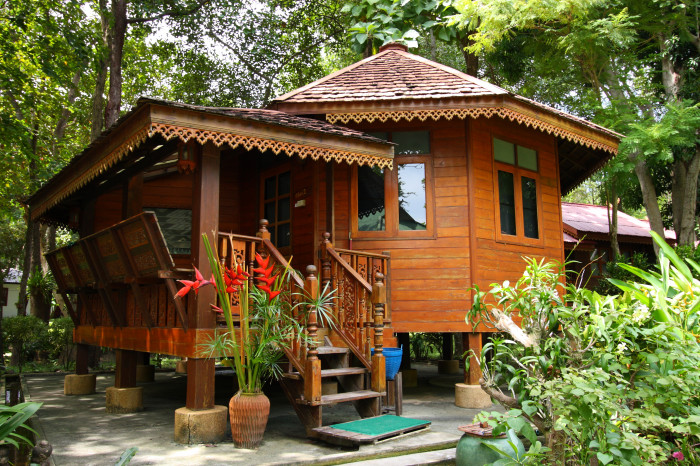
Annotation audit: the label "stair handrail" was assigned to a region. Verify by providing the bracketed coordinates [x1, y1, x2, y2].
[217, 220, 307, 376]
[319, 233, 384, 369]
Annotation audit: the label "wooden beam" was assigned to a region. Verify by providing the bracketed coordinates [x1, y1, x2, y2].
[73, 325, 218, 357]
[186, 358, 215, 410]
[465, 333, 482, 385]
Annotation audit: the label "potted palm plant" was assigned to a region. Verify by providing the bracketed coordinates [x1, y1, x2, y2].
[177, 233, 334, 449]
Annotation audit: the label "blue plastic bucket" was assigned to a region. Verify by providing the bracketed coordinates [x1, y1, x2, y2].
[371, 347, 403, 380]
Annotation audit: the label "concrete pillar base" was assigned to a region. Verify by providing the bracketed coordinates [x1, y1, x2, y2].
[136, 364, 155, 383]
[174, 405, 228, 444]
[438, 359, 460, 375]
[322, 381, 338, 395]
[64, 374, 96, 396]
[400, 369, 418, 388]
[455, 383, 492, 408]
[106, 386, 143, 413]
[175, 360, 187, 374]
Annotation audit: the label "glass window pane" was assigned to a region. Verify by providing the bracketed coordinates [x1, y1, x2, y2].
[518, 146, 537, 171]
[357, 165, 386, 231]
[278, 171, 291, 195]
[264, 201, 275, 223]
[498, 171, 516, 235]
[393, 131, 430, 155]
[269, 226, 276, 245]
[494, 138, 515, 165]
[145, 208, 192, 255]
[522, 176, 539, 239]
[277, 223, 290, 247]
[278, 198, 290, 222]
[264, 176, 276, 200]
[398, 163, 427, 230]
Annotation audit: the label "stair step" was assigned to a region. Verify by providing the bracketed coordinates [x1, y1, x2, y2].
[317, 346, 349, 355]
[282, 367, 368, 380]
[299, 390, 384, 406]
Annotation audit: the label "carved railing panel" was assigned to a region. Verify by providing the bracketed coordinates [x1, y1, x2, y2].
[320, 235, 390, 369]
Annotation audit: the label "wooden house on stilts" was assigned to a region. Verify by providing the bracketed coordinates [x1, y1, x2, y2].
[28, 43, 621, 444]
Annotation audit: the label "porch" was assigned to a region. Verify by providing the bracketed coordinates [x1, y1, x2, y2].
[29, 98, 398, 443]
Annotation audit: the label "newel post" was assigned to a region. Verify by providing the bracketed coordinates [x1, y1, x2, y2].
[371, 272, 386, 395]
[304, 265, 322, 404]
[320, 232, 332, 290]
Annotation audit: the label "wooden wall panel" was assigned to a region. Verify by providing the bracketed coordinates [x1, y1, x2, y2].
[329, 117, 565, 334]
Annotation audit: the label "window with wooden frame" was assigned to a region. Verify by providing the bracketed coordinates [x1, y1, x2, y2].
[261, 168, 291, 249]
[352, 131, 434, 238]
[492, 137, 542, 244]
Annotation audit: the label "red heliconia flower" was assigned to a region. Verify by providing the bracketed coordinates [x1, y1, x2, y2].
[256, 274, 279, 287]
[255, 253, 270, 269]
[257, 284, 282, 300]
[175, 267, 211, 298]
[236, 264, 250, 278]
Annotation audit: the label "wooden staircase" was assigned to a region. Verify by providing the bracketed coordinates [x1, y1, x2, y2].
[218, 223, 392, 438]
[280, 342, 386, 437]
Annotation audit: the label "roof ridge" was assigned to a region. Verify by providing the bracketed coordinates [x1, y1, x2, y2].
[391, 49, 508, 95]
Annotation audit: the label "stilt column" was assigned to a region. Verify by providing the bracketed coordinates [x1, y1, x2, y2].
[174, 141, 226, 444]
[455, 332, 491, 408]
[106, 349, 143, 413]
[64, 344, 96, 395]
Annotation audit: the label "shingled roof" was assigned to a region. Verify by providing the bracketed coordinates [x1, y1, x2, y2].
[271, 44, 622, 193]
[273, 44, 506, 103]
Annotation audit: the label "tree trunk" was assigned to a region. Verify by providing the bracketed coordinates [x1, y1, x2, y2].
[634, 156, 666, 257]
[459, 34, 479, 76]
[672, 145, 700, 246]
[92, 0, 111, 140]
[104, 0, 127, 129]
[607, 179, 620, 261]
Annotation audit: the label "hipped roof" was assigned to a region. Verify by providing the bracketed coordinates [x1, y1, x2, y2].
[562, 202, 675, 244]
[270, 44, 622, 193]
[27, 98, 394, 222]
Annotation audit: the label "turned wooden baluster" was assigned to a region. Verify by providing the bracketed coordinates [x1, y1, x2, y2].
[219, 234, 228, 266]
[304, 265, 322, 404]
[320, 232, 332, 290]
[371, 272, 386, 395]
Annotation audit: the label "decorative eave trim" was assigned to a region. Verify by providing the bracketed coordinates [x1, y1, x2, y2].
[326, 107, 618, 155]
[31, 122, 393, 221]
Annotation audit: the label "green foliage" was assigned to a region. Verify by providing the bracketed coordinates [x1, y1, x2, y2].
[594, 251, 651, 296]
[2, 316, 48, 370]
[0, 402, 41, 449]
[26, 268, 54, 303]
[115, 446, 138, 466]
[344, 0, 461, 54]
[409, 332, 441, 360]
[468, 233, 700, 464]
[47, 317, 74, 369]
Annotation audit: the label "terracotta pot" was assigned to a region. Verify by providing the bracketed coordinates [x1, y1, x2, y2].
[229, 391, 270, 449]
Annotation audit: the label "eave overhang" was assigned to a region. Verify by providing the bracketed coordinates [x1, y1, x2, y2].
[27, 99, 394, 222]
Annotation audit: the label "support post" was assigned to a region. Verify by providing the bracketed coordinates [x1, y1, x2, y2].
[304, 266, 322, 404]
[174, 141, 226, 444]
[64, 343, 96, 395]
[455, 332, 491, 408]
[371, 273, 386, 395]
[106, 349, 142, 413]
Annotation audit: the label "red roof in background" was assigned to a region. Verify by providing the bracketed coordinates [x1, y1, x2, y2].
[562, 202, 675, 242]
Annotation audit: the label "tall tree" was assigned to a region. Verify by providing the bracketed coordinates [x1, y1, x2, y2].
[452, 0, 700, 251]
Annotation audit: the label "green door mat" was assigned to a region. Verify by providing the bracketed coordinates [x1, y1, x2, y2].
[313, 415, 431, 446]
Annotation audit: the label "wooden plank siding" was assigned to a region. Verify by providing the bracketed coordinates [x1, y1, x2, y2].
[327, 117, 564, 333]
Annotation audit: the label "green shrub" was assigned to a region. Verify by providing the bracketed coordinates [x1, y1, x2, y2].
[3, 316, 48, 370]
[47, 317, 74, 369]
[468, 233, 700, 464]
[594, 251, 651, 296]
